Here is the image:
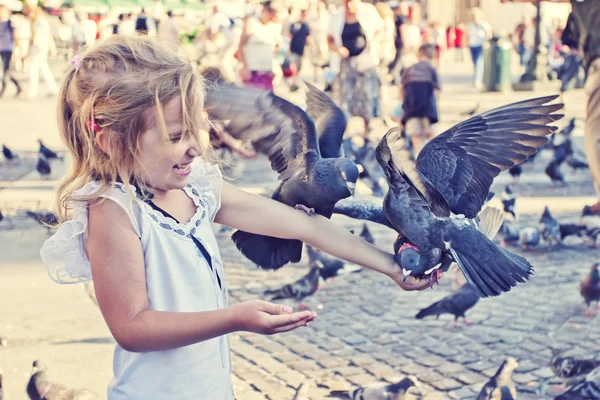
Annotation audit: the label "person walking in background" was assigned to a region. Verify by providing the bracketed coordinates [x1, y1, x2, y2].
[453, 22, 466, 62]
[328, 0, 384, 136]
[135, 9, 156, 36]
[308, 0, 330, 84]
[387, 1, 409, 85]
[12, 11, 30, 73]
[466, 7, 492, 89]
[0, 5, 22, 98]
[237, 1, 281, 91]
[399, 43, 440, 154]
[159, 10, 179, 50]
[375, 2, 396, 77]
[118, 13, 135, 36]
[24, 4, 58, 100]
[400, 2, 422, 69]
[287, 9, 310, 92]
[428, 21, 446, 69]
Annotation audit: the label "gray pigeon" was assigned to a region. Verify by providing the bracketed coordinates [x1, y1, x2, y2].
[263, 266, 321, 309]
[376, 96, 562, 297]
[415, 283, 480, 327]
[205, 82, 357, 270]
[551, 350, 600, 388]
[580, 206, 600, 247]
[555, 366, 600, 400]
[359, 223, 375, 245]
[500, 216, 520, 247]
[306, 245, 361, 281]
[581, 262, 600, 317]
[26, 360, 98, 400]
[540, 206, 562, 249]
[2, 144, 17, 162]
[329, 376, 420, 400]
[519, 226, 541, 250]
[38, 139, 62, 161]
[333, 197, 395, 229]
[36, 154, 51, 178]
[476, 357, 519, 400]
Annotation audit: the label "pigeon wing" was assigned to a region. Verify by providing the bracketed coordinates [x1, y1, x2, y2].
[332, 197, 394, 229]
[304, 81, 347, 159]
[416, 95, 564, 218]
[205, 84, 320, 181]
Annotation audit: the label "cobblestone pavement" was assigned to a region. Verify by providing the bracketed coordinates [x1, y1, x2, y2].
[1, 56, 599, 399]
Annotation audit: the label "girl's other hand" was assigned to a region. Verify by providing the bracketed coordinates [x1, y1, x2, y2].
[230, 300, 317, 335]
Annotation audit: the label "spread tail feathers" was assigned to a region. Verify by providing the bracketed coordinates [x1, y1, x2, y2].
[449, 227, 534, 298]
[231, 230, 302, 270]
[415, 300, 444, 319]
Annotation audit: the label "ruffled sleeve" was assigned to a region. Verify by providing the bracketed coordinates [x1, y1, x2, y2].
[188, 159, 223, 222]
[40, 182, 143, 284]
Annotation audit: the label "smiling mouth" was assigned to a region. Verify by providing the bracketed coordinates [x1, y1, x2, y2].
[173, 162, 192, 173]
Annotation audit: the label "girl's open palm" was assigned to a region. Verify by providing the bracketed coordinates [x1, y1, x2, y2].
[231, 300, 317, 335]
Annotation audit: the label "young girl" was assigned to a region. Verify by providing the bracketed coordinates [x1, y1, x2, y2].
[40, 36, 434, 399]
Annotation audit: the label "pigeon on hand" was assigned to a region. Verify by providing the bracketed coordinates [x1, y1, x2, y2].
[2, 144, 18, 162]
[378, 95, 562, 297]
[460, 102, 480, 116]
[26, 360, 98, 400]
[38, 139, 62, 161]
[263, 266, 321, 310]
[551, 350, 600, 388]
[205, 82, 358, 270]
[555, 365, 600, 400]
[476, 357, 518, 400]
[580, 206, 600, 247]
[415, 282, 479, 327]
[501, 185, 517, 220]
[581, 262, 600, 317]
[359, 223, 375, 245]
[540, 206, 562, 249]
[36, 154, 51, 179]
[329, 376, 420, 400]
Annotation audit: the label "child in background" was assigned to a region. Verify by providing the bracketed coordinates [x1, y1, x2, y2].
[399, 43, 440, 154]
[40, 36, 434, 399]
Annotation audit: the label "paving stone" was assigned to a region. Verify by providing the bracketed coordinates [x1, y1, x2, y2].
[364, 363, 396, 379]
[287, 359, 322, 373]
[349, 354, 378, 367]
[429, 378, 463, 391]
[276, 370, 307, 389]
[532, 367, 555, 379]
[454, 370, 487, 385]
[345, 373, 378, 387]
[334, 366, 365, 377]
[399, 363, 431, 376]
[316, 356, 348, 369]
[513, 372, 539, 385]
[272, 351, 303, 364]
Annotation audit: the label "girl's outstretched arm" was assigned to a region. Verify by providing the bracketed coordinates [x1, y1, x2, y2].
[215, 183, 435, 291]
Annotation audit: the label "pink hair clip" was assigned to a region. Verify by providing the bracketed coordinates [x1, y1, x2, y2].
[87, 120, 100, 133]
[71, 55, 82, 71]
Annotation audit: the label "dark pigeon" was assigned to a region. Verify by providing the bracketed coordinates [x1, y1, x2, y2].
[500, 217, 520, 247]
[555, 366, 600, 400]
[333, 197, 395, 229]
[328, 376, 419, 400]
[2, 144, 17, 162]
[354, 138, 387, 197]
[205, 82, 357, 270]
[559, 223, 585, 240]
[263, 266, 321, 309]
[507, 163, 522, 183]
[378, 95, 562, 297]
[566, 155, 589, 171]
[306, 245, 361, 281]
[551, 350, 600, 388]
[26, 211, 58, 227]
[359, 223, 375, 245]
[26, 360, 98, 400]
[501, 185, 517, 219]
[581, 262, 600, 317]
[460, 102, 480, 116]
[545, 160, 566, 186]
[415, 283, 480, 327]
[38, 139, 61, 161]
[36, 154, 51, 178]
[540, 206, 562, 249]
[476, 357, 518, 400]
[558, 116, 576, 137]
[580, 206, 600, 246]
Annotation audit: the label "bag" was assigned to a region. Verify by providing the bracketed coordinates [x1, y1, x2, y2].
[281, 56, 297, 78]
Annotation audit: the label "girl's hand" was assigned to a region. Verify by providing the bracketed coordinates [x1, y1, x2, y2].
[338, 46, 350, 59]
[230, 300, 317, 335]
[388, 268, 441, 291]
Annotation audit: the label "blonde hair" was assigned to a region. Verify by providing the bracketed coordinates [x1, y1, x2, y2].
[55, 35, 206, 224]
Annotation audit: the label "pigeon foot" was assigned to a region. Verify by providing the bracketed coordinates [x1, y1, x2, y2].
[453, 322, 463, 329]
[294, 204, 315, 216]
[463, 318, 474, 326]
[585, 309, 595, 317]
[429, 269, 442, 286]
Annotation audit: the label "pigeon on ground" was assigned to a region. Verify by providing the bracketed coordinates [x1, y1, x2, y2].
[263, 266, 321, 310]
[306, 245, 361, 281]
[557, 117, 576, 138]
[519, 226, 541, 250]
[0, 209, 3, 224]
[558, 223, 585, 240]
[36, 154, 51, 179]
[377, 95, 562, 297]
[555, 366, 600, 400]
[329, 376, 420, 400]
[580, 206, 600, 247]
[581, 262, 600, 317]
[205, 82, 357, 270]
[540, 207, 562, 249]
[566, 155, 589, 171]
[545, 160, 566, 186]
[359, 223, 375, 245]
[476, 357, 519, 400]
[551, 350, 600, 388]
[507, 164, 522, 183]
[26, 360, 98, 400]
[415, 283, 480, 327]
[38, 139, 62, 161]
[500, 216, 521, 247]
[2, 144, 17, 162]
[501, 185, 517, 220]
[460, 102, 480, 116]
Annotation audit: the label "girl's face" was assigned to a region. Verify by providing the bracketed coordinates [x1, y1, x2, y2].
[136, 97, 201, 195]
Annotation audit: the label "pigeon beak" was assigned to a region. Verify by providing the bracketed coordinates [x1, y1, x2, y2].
[402, 268, 411, 281]
[346, 181, 355, 196]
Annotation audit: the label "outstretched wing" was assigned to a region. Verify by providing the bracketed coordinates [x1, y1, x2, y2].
[205, 84, 320, 181]
[416, 96, 564, 218]
[304, 82, 347, 159]
[333, 197, 394, 229]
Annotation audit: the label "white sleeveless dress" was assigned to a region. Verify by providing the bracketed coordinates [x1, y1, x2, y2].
[40, 160, 234, 400]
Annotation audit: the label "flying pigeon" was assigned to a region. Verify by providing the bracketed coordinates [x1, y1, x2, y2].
[540, 206, 562, 249]
[476, 357, 518, 400]
[2, 144, 17, 162]
[205, 82, 357, 270]
[581, 262, 600, 317]
[36, 154, 51, 179]
[551, 350, 600, 389]
[580, 206, 600, 247]
[38, 139, 62, 161]
[26, 360, 98, 400]
[377, 95, 563, 297]
[263, 266, 321, 310]
[555, 366, 600, 400]
[415, 283, 480, 327]
[501, 185, 517, 220]
[329, 376, 420, 400]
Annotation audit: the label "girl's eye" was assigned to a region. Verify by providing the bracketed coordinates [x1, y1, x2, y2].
[169, 135, 182, 143]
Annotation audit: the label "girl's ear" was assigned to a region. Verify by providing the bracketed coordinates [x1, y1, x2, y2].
[95, 130, 110, 155]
